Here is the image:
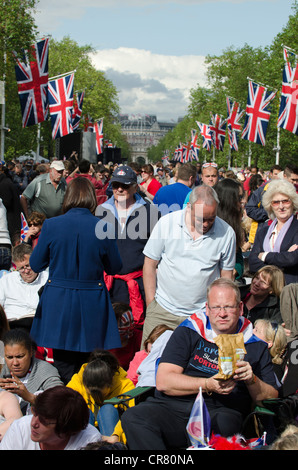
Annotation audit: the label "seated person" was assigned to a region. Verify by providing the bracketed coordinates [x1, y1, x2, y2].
[240, 265, 285, 324]
[0, 329, 63, 414]
[121, 278, 278, 450]
[0, 390, 22, 441]
[253, 319, 287, 383]
[0, 243, 48, 332]
[127, 324, 173, 386]
[22, 211, 46, 249]
[67, 349, 135, 443]
[0, 386, 101, 450]
[109, 302, 141, 371]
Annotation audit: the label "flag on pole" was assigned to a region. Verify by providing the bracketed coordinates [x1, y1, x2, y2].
[196, 122, 212, 151]
[241, 80, 276, 146]
[48, 73, 75, 139]
[14, 38, 49, 128]
[226, 97, 245, 151]
[190, 129, 200, 161]
[20, 213, 29, 242]
[277, 47, 298, 136]
[72, 91, 85, 131]
[186, 387, 211, 448]
[84, 115, 94, 132]
[209, 114, 226, 151]
[94, 118, 104, 155]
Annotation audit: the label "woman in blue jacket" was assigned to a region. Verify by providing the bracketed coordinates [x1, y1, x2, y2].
[29, 177, 123, 384]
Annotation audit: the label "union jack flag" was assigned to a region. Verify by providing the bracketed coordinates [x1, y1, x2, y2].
[190, 129, 200, 161]
[183, 142, 192, 162]
[84, 115, 94, 132]
[196, 121, 212, 151]
[226, 97, 245, 151]
[48, 73, 74, 139]
[173, 143, 182, 161]
[14, 38, 49, 128]
[277, 47, 298, 136]
[209, 114, 227, 151]
[241, 80, 276, 146]
[72, 90, 85, 131]
[94, 118, 104, 155]
[20, 213, 29, 242]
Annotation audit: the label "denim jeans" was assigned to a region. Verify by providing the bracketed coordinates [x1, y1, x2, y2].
[0, 246, 11, 271]
[89, 404, 120, 436]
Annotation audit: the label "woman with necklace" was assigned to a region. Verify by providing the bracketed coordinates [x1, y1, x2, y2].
[249, 179, 298, 285]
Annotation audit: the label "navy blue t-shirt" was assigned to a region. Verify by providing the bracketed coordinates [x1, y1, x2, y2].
[156, 325, 278, 416]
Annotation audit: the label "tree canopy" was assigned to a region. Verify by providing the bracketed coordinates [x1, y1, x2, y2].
[149, 0, 298, 169]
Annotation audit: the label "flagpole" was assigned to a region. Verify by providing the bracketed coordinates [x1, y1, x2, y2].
[247, 77, 278, 93]
[49, 70, 76, 81]
[0, 52, 6, 161]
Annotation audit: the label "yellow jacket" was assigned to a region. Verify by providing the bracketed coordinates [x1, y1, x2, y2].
[67, 363, 135, 442]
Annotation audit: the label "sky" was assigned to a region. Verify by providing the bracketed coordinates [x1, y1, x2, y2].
[34, 0, 294, 122]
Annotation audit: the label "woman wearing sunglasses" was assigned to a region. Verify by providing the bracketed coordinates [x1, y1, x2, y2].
[249, 179, 298, 285]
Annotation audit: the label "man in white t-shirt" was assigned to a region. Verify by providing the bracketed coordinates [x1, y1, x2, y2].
[141, 185, 236, 343]
[0, 244, 48, 331]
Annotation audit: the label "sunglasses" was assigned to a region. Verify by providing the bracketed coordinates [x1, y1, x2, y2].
[271, 199, 292, 207]
[112, 182, 132, 190]
[202, 162, 218, 168]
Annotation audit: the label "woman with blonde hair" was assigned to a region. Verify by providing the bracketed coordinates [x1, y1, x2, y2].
[240, 265, 285, 324]
[249, 179, 298, 284]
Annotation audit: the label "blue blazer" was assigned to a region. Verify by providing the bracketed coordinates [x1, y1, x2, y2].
[30, 208, 123, 352]
[249, 216, 298, 285]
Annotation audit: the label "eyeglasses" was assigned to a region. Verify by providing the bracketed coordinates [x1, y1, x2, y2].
[271, 199, 292, 207]
[16, 264, 32, 273]
[202, 162, 218, 168]
[112, 182, 132, 190]
[208, 305, 239, 314]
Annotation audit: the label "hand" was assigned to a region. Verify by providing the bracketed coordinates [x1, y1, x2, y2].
[288, 244, 298, 252]
[258, 252, 264, 260]
[0, 375, 35, 404]
[233, 360, 254, 384]
[206, 377, 236, 395]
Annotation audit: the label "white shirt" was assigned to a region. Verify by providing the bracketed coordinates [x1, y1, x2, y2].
[143, 209, 236, 316]
[0, 416, 101, 450]
[0, 270, 48, 321]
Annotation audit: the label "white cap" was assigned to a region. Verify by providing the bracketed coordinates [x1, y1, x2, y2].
[50, 160, 65, 171]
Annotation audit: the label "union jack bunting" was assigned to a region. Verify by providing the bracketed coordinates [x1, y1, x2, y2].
[226, 97, 245, 151]
[190, 129, 200, 161]
[162, 151, 170, 164]
[183, 142, 192, 162]
[72, 91, 85, 131]
[209, 114, 227, 151]
[241, 80, 276, 146]
[277, 47, 298, 136]
[14, 38, 49, 128]
[196, 122, 212, 151]
[94, 119, 104, 155]
[48, 73, 74, 139]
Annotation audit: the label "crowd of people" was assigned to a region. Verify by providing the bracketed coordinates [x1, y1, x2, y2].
[0, 154, 298, 450]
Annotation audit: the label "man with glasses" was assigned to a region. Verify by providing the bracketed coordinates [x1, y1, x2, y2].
[121, 278, 278, 450]
[0, 244, 48, 331]
[95, 165, 160, 332]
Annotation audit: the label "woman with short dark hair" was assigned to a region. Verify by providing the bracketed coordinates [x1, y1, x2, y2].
[0, 386, 101, 450]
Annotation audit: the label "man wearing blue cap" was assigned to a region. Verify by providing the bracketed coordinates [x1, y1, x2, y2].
[95, 165, 160, 334]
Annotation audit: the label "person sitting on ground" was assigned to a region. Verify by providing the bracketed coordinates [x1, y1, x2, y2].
[0, 243, 48, 332]
[121, 278, 278, 450]
[108, 302, 141, 370]
[67, 349, 134, 443]
[0, 390, 22, 441]
[126, 324, 173, 386]
[0, 329, 63, 414]
[253, 319, 287, 383]
[240, 265, 285, 325]
[0, 386, 101, 450]
[22, 211, 46, 249]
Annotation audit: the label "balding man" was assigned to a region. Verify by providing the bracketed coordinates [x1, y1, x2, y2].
[141, 185, 236, 342]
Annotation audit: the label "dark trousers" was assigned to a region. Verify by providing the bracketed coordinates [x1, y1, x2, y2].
[52, 349, 91, 385]
[121, 396, 244, 450]
[9, 317, 33, 333]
